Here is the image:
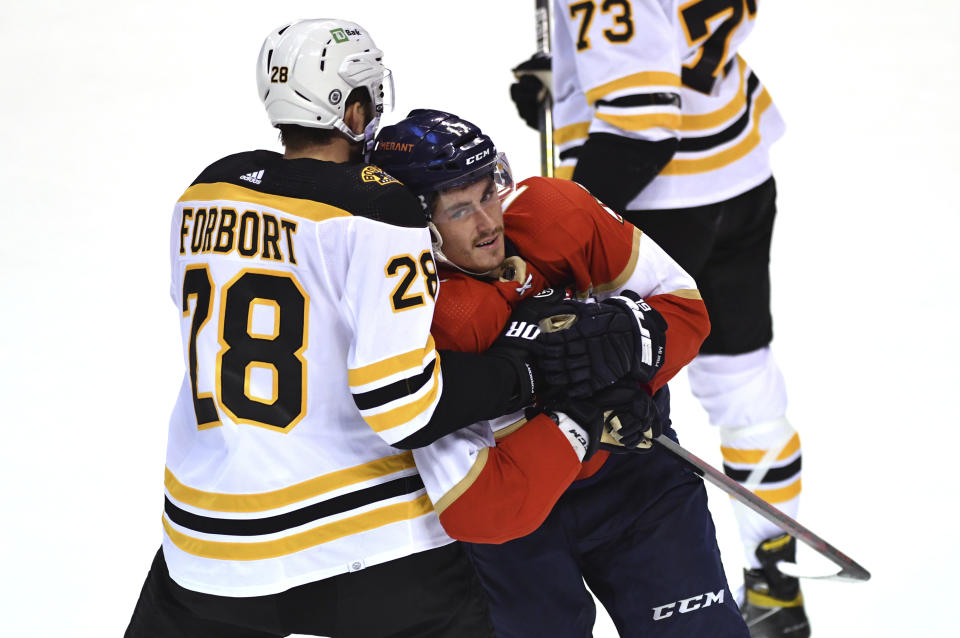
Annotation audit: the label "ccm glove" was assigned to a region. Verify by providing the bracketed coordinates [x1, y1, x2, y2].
[602, 290, 666, 385]
[591, 382, 665, 453]
[537, 290, 666, 397]
[487, 288, 569, 409]
[572, 133, 678, 213]
[539, 397, 606, 462]
[510, 54, 552, 130]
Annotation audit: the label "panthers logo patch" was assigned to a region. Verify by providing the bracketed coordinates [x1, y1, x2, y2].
[361, 165, 401, 186]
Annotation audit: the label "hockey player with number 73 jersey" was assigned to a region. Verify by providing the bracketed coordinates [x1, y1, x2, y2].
[511, 2, 807, 636]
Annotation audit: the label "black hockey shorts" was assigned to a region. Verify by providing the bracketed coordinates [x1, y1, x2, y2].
[124, 541, 494, 638]
[622, 177, 778, 355]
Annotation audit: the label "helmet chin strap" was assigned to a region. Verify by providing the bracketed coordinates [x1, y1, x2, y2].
[331, 114, 379, 162]
[427, 222, 499, 278]
[333, 117, 365, 143]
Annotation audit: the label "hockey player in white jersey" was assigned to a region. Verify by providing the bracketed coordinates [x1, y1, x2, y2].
[124, 19, 635, 638]
[511, 2, 810, 636]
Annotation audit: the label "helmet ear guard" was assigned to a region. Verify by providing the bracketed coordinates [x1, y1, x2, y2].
[256, 19, 394, 142]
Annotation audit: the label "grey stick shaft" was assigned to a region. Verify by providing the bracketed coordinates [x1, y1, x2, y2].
[654, 435, 871, 582]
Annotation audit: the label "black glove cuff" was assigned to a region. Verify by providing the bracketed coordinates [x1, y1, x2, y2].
[602, 293, 667, 383]
[487, 347, 538, 413]
[571, 134, 678, 213]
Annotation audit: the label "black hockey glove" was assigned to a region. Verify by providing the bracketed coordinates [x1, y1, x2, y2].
[510, 54, 552, 130]
[592, 382, 666, 453]
[537, 290, 667, 398]
[571, 133, 678, 213]
[487, 288, 569, 410]
[603, 291, 667, 384]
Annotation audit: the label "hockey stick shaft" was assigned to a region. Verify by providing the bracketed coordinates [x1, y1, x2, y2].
[654, 434, 871, 582]
[534, 0, 554, 177]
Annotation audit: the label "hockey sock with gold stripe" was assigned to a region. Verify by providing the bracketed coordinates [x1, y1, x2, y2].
[719, 417, 801, 569]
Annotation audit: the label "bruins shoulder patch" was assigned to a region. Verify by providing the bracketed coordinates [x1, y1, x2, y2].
[361, 165, 401, 186]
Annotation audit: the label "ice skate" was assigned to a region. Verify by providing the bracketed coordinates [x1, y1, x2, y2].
[741, 533, 811, 638]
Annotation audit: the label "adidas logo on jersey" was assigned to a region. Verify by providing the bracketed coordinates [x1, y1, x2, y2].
[239, 169, 264, 185]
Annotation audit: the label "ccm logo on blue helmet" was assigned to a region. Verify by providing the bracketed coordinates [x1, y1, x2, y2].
[465, 149, 491, 165]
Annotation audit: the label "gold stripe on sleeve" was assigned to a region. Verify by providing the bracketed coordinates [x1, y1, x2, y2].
[585, 72, 681, 105]
[361, 358, 442, 432]
[667, 289, 703, 300]
[596, 111, 682, 132]
[492, 417, 528, 440]
[348, 336, 436, 388]
[553, 122, 590, 146]
[678, 57, 748, 132]
[163, 494, 434, 561]
[433, 448, 490, 516]
[592, 227, 643, 294]
[660, 89, 773, 175]
[164, 451, 416, 513]
[179, 183, 352, 223]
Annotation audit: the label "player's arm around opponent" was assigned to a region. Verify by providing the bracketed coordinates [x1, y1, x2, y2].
[129, 22, 661, 638]
[370, 110, 710, 544]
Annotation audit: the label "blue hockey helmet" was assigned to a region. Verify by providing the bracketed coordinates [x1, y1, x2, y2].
[371, 109, 513, 214]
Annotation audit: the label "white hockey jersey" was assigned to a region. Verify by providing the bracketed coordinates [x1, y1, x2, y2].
[552, 0, 785, 208]
[161, 151, 452, 597]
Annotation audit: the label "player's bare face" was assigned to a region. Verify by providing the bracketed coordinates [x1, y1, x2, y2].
[432, 177, 505, 273]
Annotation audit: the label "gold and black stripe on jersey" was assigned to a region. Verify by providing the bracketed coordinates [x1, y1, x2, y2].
[721, 432, 802, 504]
[661, 62, 770, 176]
[556, 58, 771, 179]
[163, 452, 434, 561]
[186, 149, 426, 229]
[348, 336, 442, 440]
[556, 85, 682, 173]
[351, 355, 438, 422]
[557, 91, 680, 169]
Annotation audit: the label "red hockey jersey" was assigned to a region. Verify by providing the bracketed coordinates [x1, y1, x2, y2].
[413, 176, 709, 543]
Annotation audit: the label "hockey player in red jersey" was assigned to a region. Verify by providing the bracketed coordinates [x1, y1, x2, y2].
[372, 110, 749, 637]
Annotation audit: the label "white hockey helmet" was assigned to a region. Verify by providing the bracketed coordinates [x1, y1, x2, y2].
[256, 19, 394, 142]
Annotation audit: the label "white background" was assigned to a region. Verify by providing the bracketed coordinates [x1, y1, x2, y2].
[1, 1, 957, 636]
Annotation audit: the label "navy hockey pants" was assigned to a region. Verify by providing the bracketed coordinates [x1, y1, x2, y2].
[464, 428, 748, 638]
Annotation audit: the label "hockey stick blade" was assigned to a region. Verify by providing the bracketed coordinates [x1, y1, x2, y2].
[653, 435, 871, 582]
